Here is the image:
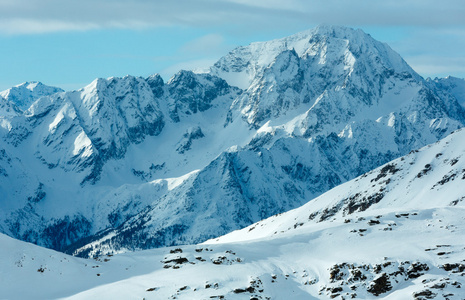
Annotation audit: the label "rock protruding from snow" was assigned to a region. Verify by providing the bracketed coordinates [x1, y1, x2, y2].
[0, 96, 22, 119]
[146, 73, 165, 98]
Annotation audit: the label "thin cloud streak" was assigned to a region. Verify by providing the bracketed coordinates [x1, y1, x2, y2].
[1, 0, 465, 35]
[0, 19, 100, 35]
[0, 0, 464, 86]
[180, 34, 229, 55]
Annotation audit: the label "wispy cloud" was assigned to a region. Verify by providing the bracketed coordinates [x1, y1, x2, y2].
[180, 34, 227, 55]
[0, 19, 100, 35]
[159, 33, 234, 80]
[1, 0, 464, 35]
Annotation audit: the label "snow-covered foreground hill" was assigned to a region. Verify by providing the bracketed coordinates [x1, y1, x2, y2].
[2, 128, 465, 300]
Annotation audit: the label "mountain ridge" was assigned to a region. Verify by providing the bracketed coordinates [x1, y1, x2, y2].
[0, 81, 64, 111]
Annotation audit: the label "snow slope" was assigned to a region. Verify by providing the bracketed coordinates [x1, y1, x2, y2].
[1, 25, 465, 256]
[2, 128, 465, 299]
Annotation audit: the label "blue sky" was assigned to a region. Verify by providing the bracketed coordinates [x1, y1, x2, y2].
[1, 0, 465, 91]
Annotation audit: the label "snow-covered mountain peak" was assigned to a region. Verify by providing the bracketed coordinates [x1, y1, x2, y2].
[165, 70, 241, 122]
[167, 70, 196, 85]
[15, 81, 54, 91]
[210, 25, 418, 91]
[0, 81, 64, 111]
[167, 70, 232, 91]
[14, 75, 167, 186]
[22, 81, 41, 90]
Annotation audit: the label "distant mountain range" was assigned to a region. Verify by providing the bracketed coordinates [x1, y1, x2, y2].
[0, 25, 464, 258]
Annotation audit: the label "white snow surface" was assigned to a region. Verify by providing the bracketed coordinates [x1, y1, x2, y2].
[2, 128, 465, 299]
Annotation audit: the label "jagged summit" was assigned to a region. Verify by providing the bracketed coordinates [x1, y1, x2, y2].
[210, 25, 418, 90]
[0, 81, 64, 111]
[210, 25, 436, 128]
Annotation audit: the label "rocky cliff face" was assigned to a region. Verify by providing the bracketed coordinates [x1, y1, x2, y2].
[1, 25, 464, 256]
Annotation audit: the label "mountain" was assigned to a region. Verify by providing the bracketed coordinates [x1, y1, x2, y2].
[2, 128, 465, 299]
[1, 25, 465, 257]
[0, 81, 64, 111]
[0, 72, 244, 252]
[0, 95, 22, 118]
[214, 126, 465, 243]
[211, 25, 424, 127]
[428, 76, 465, 108]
